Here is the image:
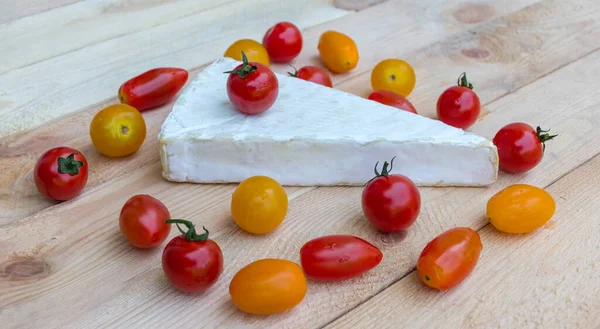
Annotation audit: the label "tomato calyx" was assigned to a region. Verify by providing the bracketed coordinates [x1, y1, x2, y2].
[365, 156, 397, 185]
[57, 153, 84, 175]
[165, 219, 209, 242]
[287, 65, 299, 77]
[457, 72, 474, 89]
[224, 51, 257, 79]
[536, 126, 557, 152]
[373, 156, 397, 177]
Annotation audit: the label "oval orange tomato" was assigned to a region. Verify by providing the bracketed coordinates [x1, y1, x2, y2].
[417, 227, 482, 290]
[486, 184, 556, 234]
[317, 30, 359, 74]
[231, 176, 288, 234]
[224, 39, 270, 67]
[90, 104, 146, 157]
[229, 259, 307, 315]
[370, 59, 416, 97]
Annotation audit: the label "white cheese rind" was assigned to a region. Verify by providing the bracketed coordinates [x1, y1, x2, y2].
[159, 57, 498, 186]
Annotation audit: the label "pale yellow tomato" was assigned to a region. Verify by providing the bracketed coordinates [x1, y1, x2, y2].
[231, 176, 288, 234]
[90, 104, 146, 157]
[486, 184, 556, 234]
[370, 59, 416, 97]
[224, 39, 270, 67]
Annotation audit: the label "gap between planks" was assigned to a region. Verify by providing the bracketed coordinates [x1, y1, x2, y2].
[319, 147, 600, 329]
[3, 10, 600, 326]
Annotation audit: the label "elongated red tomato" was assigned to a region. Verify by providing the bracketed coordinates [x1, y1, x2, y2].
[362, 157, 421, 232]
[119, 68, 188, 111]
[262, 22, 303, 63]
[300, 235, 383, 281]
[119, 194, 171, 248]
[493, 123, 557, 173]
[288, 65, 332, 87]
[417, 227, 482, 290]
[436, 73, 480, 129]
[162, 220, 223, 293]
[34, 147, 88, 201]
[225, 52, 279, 115]
[368, 90, 417, 114]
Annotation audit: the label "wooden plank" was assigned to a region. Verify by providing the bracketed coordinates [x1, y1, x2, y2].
[0, 0, 538, 139]
[0, 0, 80, 24]
[326, 151, 600, 329]
[2, 1, 600, 327]
[0, 0, 543, 223]
[0, 0, 347, 75]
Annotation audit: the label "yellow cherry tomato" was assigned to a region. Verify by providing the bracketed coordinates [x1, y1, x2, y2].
[371, 59, 416, 97]
[229, 259, 307, 315]
[231, 176, 288, 234]
[90, 104, 146, 157]
[486, 184, 556, 234]
[318, 30, 359, 74]
[224, 39, 270, 67]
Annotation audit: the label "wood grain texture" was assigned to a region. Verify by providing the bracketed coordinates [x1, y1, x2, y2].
[0, 0, 538, 139]
[0, 0, 346, 74]
[0, 0, 80, 24]
[337, 0, 600, 118]
[2, 2, 600, 327]
[0, 0, 348, 138]
[327, 151, 600, 329]
[0, 0, 543, 223]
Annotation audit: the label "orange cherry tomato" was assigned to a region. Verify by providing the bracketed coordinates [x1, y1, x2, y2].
[486, 184, 556, 234]
[370, 59, 416, 97]
[317, 30, 359, 74]
[231, 176, 288, 234]
[90, 104, 146, 157]
[417, 227, 482, 290]
[229, 259, 306, 315]
[224, 39, 270, 67]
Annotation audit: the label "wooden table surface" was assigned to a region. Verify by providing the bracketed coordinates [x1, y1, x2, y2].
[2, 1, 600, 328]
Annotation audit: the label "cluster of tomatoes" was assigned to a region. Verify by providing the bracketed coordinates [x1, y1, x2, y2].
[30, 20, 561, 317]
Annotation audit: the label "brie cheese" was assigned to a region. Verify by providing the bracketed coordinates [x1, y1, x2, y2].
[159, 57, 498, 186]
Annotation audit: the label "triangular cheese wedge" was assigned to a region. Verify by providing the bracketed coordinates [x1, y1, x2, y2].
[159, 57, 498, 186]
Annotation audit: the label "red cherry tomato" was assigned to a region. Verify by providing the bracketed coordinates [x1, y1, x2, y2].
[288, 65, 333, 88]
[493, 123, 557, 173]
[368, 90, 417, 114]
[162, 220, 223, 293]
[34, 146, 88, 201]
[118, 68, 188, 112]
[361, 157, 421, 232]
[119, 194, 171, 249]
[262, 22, 303, 63]
[226, 52, 279, 115]
[300, 235, 383, 281]
[417, 227, 482, 290]
[436, 73, 481, 129]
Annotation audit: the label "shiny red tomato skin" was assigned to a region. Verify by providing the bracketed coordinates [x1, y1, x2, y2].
[118, 68, 188, 111]
[362, 175, 421, 232]
[436, 86, 481, 129]
[417, 227, 482, 290]
[162, 236, 224, 293]
[227, 62, 279, 115]
[34, 147, 88, 201]
[493, 122, 545, 173]
[368, 90, 417, 114]
[294, 66, 333, 87]
[300, 235, 383, 281]
[262, 22, 303, 63]
[119, 195, 171, 249]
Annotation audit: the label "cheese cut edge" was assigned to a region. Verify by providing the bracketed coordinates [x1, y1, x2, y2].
[158, 57, 499, 187]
